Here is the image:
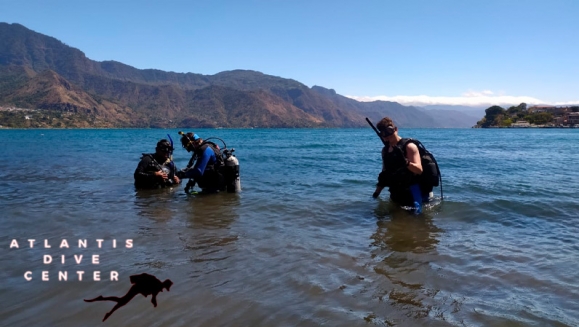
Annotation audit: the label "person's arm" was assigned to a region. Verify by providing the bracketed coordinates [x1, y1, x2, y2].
[135, 157, 159, 181]
[170, 160, 181, 184]
[184, 147, 213, 180]
[381, 146, 388, 171]
[134, 156, 167, 182]
[373, 147, 389, 198]
[405, 143, 423, 175]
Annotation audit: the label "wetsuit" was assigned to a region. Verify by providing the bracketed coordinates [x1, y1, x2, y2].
[183, 143, 223, 192]
[134, 153, 178, 189]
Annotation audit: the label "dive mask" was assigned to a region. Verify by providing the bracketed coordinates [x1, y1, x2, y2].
[380, 125, 396, 137]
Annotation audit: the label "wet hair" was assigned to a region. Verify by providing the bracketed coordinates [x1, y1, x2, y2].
[376, 117, 397, 136]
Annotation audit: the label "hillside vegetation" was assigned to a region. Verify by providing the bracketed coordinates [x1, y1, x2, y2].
[0, 22, 477, 129]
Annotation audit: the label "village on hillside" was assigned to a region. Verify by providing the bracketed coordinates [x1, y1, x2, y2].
[475, 103, 579, 128]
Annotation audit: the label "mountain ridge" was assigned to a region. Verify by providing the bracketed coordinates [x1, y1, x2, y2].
[0, 22, 476, 128]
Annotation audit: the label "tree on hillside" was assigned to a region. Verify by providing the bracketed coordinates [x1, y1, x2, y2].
[525, 112, 553, 125]
[571, 106, 579, 112]
[502, 118, 513, 126]
[507, 103, 527, 116]
[482, 105, 505, 127]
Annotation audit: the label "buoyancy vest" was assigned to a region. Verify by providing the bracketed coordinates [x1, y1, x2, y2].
[146, 153, 174, 171]
[190, 142, 224, 171]
[381, 140, 418, 188]
[380, 138, 441, 190]
[136, 154, 176, 188]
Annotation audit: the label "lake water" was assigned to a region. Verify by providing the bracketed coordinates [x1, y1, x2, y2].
[0, 128, 578, 327]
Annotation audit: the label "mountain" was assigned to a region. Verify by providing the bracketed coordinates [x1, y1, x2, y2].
[0, 22, 464, 128]
[421, 105, 487, 125]
[417, 105, 485, 128]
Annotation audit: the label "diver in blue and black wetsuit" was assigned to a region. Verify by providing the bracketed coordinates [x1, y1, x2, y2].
[372, 117, 432, 214]
[178, 132, 224, 193]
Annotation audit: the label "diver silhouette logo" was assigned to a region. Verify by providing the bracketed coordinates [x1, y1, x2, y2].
[84, 273, 173, 322]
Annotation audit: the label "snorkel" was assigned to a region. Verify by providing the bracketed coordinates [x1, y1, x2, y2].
[165, 133, 175, 164]
[366, 117, 388, 147]
[166, 133, 174, 153]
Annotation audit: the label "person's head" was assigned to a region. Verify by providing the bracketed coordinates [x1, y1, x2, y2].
[376, 117, 398, 141]
[162, 279, 173, 292]
[155, 139, 174, 158]
[180, 132, 202, 152]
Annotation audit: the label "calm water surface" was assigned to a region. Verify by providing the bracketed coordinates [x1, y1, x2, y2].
[0, 128, 578, 327]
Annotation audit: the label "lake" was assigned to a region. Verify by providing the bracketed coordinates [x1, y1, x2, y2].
[1, 128, 578, 326]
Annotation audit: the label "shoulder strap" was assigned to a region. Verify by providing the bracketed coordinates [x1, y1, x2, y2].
[396, 138, 415, 156]
[144, 153, 173, 168]
[399, 138, 431, 156]
[404, 138, 444, 199]
[204, 141, 223, 161]
[141, 153, 158, 163]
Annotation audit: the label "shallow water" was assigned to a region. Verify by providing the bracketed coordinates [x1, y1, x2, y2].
[1, 128, 578, 326]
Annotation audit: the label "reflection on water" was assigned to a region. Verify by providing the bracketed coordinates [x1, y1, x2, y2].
[178, 193, 241, 282]
[134, 187, 180, 222]
[372, 199, 442, 253]
[184, 192, 241, 229]
[367, 199, 448, 322]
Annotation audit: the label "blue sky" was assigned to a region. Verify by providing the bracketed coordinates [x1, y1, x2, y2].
[1, 0, 578, 107]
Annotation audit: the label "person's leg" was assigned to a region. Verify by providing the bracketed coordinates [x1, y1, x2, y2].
[84, 295, 105, 302]
[389, 188, 414, 207]
[409, 184, 423, 214]
[100, 287, 139, 321]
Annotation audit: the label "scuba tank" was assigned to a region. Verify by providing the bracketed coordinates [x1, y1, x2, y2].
[177, 131, 241, 193]
[222, 148, 241, 193]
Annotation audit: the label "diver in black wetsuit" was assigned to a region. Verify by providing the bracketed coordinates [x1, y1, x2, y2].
[134, 139, 181, 189]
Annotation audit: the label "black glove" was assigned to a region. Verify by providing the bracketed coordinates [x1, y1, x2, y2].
[184, 179, 196, 193]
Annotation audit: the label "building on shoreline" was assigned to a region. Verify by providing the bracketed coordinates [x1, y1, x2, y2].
[527, 105, 579, 127]
[511, 120, 531, 127]
[567, 112, 579, 125]
[528, 105, 569, 115]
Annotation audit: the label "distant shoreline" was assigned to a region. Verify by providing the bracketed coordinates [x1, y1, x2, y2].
[473, 125, 579, 129]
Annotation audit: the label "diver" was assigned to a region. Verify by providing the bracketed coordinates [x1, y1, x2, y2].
[84, 273, 173, 322]
[134, 139, 181, 189]
[177, 131, 240, 194]
[368, 116, 441, 214]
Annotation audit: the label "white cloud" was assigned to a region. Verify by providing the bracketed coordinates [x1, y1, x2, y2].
[463, 89, 494, 97]
[346, 91, 548, 107]
[553, 101, 579, 106]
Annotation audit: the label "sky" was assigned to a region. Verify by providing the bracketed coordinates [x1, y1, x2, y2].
[1, 0, 578, 108]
